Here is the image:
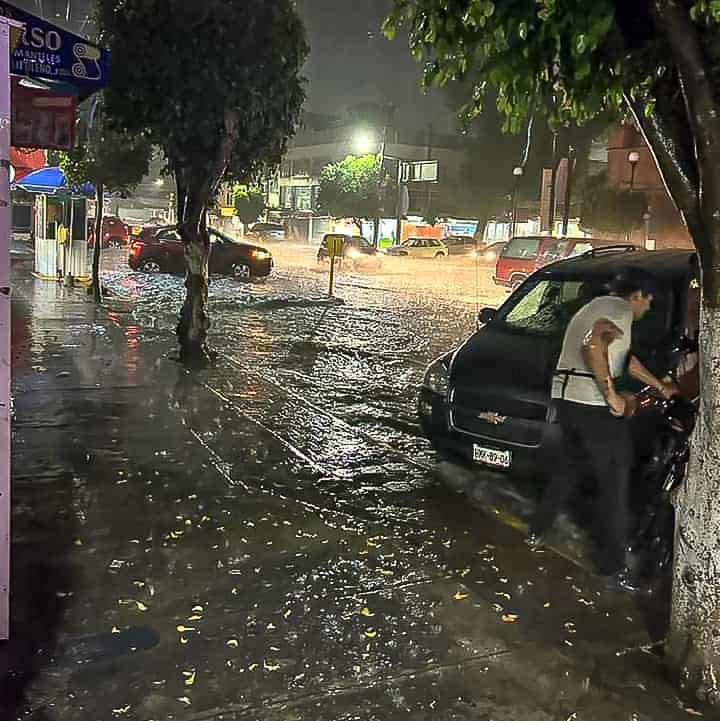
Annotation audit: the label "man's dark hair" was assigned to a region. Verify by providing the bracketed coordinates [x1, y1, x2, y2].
[609, 267, 658, 298]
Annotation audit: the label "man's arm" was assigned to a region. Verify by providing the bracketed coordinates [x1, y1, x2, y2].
[582, 318, 627, 416]
[628, 355, 678, 399]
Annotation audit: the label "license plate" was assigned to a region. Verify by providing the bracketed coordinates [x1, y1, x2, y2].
[473, 444, 511, 468]
[131, 226, 143, 236]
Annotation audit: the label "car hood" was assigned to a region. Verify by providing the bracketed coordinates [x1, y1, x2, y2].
[450, 324, 561, 406]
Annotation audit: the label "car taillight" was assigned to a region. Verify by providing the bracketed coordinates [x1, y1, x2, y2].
[129, 242, 144, 257]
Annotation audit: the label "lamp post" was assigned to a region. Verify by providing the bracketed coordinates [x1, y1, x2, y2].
[628, 150, 640, 191]
[353, 128, 386, 247]
[510, 166, 524, 238]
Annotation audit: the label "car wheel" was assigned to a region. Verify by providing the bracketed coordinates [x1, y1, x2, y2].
[140, 258, 162, 273]
[108, 237, 124, 249]
[232, 262, 252, 281]
[435, 252, 446, 259]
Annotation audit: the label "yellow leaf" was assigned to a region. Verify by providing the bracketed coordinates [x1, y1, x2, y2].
[360, 607, 375, 618]
[248, 663, 259, 671]
[111, 626, 121, 634]
[460, 567, 471, 577]
[112, 705, 131, 715]
[136, 601, 149, 612]
[226, 638, 239, 648]
[454, 592, 469, 601]
[502, 614, 519, 623]
[183, 670, 196, 686]
[188, 615, 203, 621]
[264, 660, 281, 671]
[284, 609, 292, 619]
[176, 625, 195, 633]
[179, 636, 189, 645]
[192, 605, 204, 613]
[543, 602, 551, 608]
[365, 629, 377, 638]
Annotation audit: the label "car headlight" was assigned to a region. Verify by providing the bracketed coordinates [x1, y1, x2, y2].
[347, 248, 361, 259]
[424, 358, 450, 396]
[252, 250, 271, 260]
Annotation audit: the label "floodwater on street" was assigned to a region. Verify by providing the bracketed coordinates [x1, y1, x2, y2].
[5, 241, 706, 721]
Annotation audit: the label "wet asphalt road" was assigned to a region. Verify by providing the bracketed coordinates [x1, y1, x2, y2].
[5, 244, 709, 721]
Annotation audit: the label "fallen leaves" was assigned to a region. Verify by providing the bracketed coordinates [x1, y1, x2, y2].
[183, 670, 196, 687]
[360, 607, 375, 618]
[501, 614, 519, 624]
[453, 591, 469, 601]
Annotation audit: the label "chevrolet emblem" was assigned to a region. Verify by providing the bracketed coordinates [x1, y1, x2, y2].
[477, 411, 507, 425]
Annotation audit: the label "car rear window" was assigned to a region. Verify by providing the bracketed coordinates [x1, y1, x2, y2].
[502, 237, 541, 259]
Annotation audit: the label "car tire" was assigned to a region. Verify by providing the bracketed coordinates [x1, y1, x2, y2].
[435, 252, 446, 259]
[108, 237, 124, 249]
[139, 258, 162, 273]
[231, 262, 252, 281]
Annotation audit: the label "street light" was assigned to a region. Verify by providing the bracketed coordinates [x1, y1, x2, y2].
[628, 150, 641, 190]
[510, 166, 524, 238]
[353, 130, 376, 156]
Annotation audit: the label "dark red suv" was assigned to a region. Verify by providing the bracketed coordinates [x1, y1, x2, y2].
[128, 226, 273, 279]
[87, 216, 131, 248]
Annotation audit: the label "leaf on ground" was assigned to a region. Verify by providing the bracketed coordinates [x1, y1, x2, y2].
[248, 663, 259, 671]
[176, 625, 195, 633]
[284, 609, 292, 619]
[136, 601, 149, 612]
[179, 636, 189, 645]
[501, 614, 519, 623]
[454, 591, 469, 601]
[226, 639, 239, 648]
[183, 670, 196, 686]
[192, 605, 204, 613]
[365, 629, 378, 638]
[264, 660, 281, 671]
[177, 696, 191, 705]
[188, 615, 203, 621]
[112, 706, 131, 716]
[360, 607, 375, 617]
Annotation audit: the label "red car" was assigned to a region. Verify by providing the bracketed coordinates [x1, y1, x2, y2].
[128, 226, 273, 279]
[493, 236, 560, 289]
[87, 216, 131, 249]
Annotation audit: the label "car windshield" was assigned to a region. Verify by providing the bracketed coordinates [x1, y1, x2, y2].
[495, 277, 605, 336]
[210, 229, 238, 245]
[351, 237, 371, 248]
[502, 237, 541, 259]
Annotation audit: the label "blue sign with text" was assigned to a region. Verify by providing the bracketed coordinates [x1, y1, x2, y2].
[0, 1, 110, 91]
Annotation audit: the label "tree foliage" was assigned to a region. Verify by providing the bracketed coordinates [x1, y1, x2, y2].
[233, 185, 266, 226]
[58, 100, 151, 195]
[580, 172, 647, 235]
[317, 155, 393, 223]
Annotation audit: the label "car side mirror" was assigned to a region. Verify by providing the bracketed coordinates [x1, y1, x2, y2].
[477, 307, 497, 328]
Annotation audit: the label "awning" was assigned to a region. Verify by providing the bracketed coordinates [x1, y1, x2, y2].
[13, 166, 94, 196]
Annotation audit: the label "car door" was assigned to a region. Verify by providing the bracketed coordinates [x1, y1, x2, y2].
[412, 239, 428, 258]
[208, 230, 227, 273]
[155, 228, 185, 272]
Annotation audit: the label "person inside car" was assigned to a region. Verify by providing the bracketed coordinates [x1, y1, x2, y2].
[526, 268, 677, 593]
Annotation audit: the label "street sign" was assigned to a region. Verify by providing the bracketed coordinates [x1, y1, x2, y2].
[0, 1, 110, 92]
[402, 160, 439, 183]
[220, 207, 237, 217]
[325, 234, 344, 258]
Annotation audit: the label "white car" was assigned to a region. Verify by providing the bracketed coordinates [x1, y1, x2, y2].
[385, 237, 449, 259]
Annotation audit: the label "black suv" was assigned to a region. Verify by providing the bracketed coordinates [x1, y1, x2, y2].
[419, 248, 699, 477]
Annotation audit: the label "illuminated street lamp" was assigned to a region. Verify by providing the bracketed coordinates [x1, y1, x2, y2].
[628, 150, 641, 190]
[353, 130, 376, 156]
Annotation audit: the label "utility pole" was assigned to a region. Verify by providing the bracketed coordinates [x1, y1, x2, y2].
[547, 130, 559, 234]
[395, 159, 404, 246]
[561, 145, 576, 237]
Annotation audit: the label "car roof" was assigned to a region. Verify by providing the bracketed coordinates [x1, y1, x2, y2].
[542, 248, 697, 281]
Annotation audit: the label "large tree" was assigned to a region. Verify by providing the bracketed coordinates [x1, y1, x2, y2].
[386, 0, 720, 704]
[59, 97, 151, 303]
[317, 155, 393, 233]
[99, 0, 307, 367]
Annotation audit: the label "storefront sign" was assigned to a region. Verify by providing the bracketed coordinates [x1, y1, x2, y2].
[12, 79, 75, 150]
[0, 1, 110, 91]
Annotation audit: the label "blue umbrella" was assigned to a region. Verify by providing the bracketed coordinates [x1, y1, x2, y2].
[14, 167, 95, 196]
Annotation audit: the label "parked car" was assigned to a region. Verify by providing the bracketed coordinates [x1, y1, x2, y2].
[87, 216, 131, 249]
[128, 226, 273, 279]
[385, 237, 449, 259]
[493, 235, 560, 288]
[246, 222, 287, 242]
[317, 234, 382, 271]
[418, 247, 699, 577]
[444, 235, 477, 256]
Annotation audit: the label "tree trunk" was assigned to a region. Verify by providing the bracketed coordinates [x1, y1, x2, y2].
[92, 183, 104, 304]
[177, 213, 213, 369]
[667, 299, 720, 704]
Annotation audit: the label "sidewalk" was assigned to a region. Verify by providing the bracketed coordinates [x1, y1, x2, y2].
[3, 264, 710, 720]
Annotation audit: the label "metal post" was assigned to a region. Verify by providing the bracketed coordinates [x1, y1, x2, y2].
[373, 124, 387, 248]
[0, 16, 17, 641]
[328, 253, 336, 297]
[395, 159, 404, 246]
[561, 146, 575, 237]
[547, 130, 559, 234]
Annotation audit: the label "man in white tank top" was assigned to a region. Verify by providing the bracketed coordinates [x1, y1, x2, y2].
[528, 268, 677, 593]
